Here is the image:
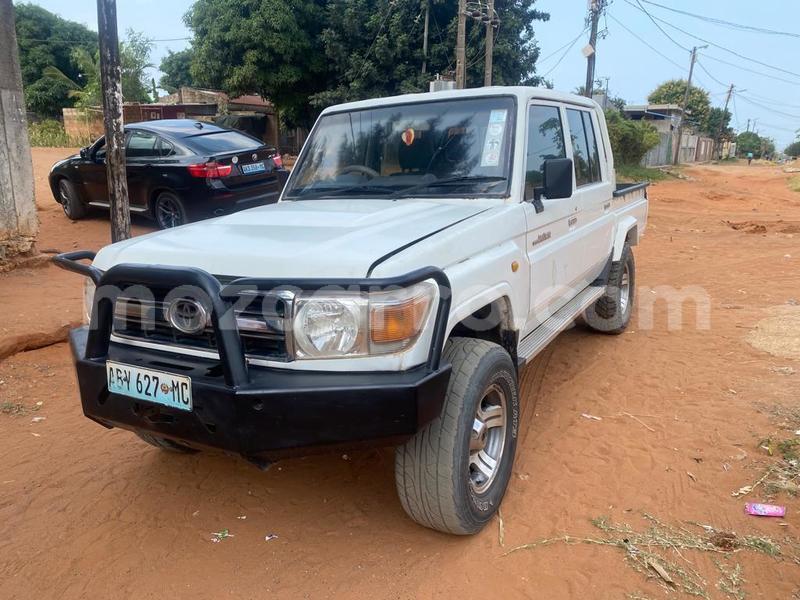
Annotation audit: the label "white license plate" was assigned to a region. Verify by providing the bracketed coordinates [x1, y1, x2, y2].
[106, 361, 192, 411]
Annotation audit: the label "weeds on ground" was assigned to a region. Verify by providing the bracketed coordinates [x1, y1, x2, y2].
[504, 513, 791, 598]
[615, 164, 674, 183]
[1, 401, 27, 415]
[28, 120, 93, 147]
[788, 176, 800, 193]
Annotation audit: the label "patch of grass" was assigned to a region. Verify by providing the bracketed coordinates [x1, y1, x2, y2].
[616, 164, 673, 183]
[0, 402, 26, 415]
[28, 119, 92, 148]
[789, 176, 800, 193]
[504, 513, 792, 599]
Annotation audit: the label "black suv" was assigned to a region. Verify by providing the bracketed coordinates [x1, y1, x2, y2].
[49, 120, 288, 228]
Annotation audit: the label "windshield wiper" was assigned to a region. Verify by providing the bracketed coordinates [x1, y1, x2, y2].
[293, 183, 396, 199]
[390, 175, 507, 198]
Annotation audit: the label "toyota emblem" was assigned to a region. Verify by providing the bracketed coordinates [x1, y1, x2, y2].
[167, 298, 210, 335]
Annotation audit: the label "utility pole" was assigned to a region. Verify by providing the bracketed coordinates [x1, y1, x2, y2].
[673, 45, 705, 166]
[746, 118, 751, 132]
[584, 0, 603, 98]
[483, 0, 495, 86]
[0, 0, 38, 264]
[96, 0, 130, 242]
[714, 84, 734, 160]
[421, 0, 429, 75]
[455, 0, 467, 88]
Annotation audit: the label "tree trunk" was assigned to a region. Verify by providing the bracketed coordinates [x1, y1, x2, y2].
[0, 0, 38, 265]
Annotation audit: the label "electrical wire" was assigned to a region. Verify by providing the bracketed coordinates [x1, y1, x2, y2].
[354, 0, 397, 82]
[742, 91, 800, 110]
[736, 93, 800, 121]
[699, 52, 800, 87]
[731, 92, 741, 130]
[17, 37, 191, 44]
[627, 0, 689, 51]
[537, 26, 590, 65]
[637, 1, 800, 40]
[625, 5, 800, 81]
[607, 12, 685, 71]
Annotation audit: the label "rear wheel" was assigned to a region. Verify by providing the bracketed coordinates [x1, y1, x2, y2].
[395, 337, 519, 534]
[135, 431, 197, 453]
[583, 242, 635, 334]
[153, 191, 188, 229]
[58, 178, 87, 220]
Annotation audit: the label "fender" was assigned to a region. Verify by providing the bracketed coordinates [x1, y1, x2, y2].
[446, 282, 516, 339]
[612, 216, 638, 261]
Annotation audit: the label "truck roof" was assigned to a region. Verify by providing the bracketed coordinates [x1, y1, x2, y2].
[320, 86, 599, 115]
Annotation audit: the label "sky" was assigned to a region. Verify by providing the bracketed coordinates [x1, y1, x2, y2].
[21, 0, 800, 149]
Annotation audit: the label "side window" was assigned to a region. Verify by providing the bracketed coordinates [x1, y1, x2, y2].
[582, 111, 602, 182]
[525, 105, 566, 197]
[94, 138, 106, 161]
[126, 130, 159, 158]
[159, 138, 177, 157]
[566, 109, 601, 186]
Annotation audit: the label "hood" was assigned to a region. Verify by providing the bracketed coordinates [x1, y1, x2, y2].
[93, 199, 488, 278]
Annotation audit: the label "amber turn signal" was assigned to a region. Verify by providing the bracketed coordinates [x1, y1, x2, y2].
[370, 295, 429, 344]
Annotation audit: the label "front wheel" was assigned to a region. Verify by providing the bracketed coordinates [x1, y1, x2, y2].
[58, 178, 87, 220]
[395, 337, 519, 534]
[153, 191, 188, 229]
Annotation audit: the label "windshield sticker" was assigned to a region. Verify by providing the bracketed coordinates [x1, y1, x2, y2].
[481, 109, 507, 167]
[401, 128, 416, 146]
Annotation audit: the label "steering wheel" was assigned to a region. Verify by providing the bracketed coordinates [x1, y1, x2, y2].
[335, 165, 380, 179]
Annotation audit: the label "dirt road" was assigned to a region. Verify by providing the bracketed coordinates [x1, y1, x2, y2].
[1, 150, 799, 598]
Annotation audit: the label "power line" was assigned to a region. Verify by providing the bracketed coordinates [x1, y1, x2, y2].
[538, 26, 589, 64]
[638, 1, 800, 40]
[628, 0, 688, 52]
[742, 91, 800, 110]
[17, 36, 191, 44]
[607, 12, 685, 71]
[694, 60, 729, 89]
[540, 27, 585, 78]
[627, 6, 800, 81]
[736, 93, 800, 121]
[731, 92, 741, 130]
[699, 52, 800, 87]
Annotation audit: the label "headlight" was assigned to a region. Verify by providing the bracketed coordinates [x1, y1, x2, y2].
[83, 279, 96, 324]
[292, 282, 435, 360]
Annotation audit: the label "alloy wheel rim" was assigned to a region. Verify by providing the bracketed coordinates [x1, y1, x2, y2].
[59, 182, 70, 215]
[157, 197, 182, 228]
[619, 263, 631, 313]
[469, 382, 507, 494]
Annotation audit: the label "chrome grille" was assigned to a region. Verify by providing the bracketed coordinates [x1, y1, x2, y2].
[112, 291, 291, 361]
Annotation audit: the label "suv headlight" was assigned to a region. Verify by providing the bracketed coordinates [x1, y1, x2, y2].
[292, 281, 435, 359]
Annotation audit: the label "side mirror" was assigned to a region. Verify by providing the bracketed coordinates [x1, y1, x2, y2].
[530, 158, 573, 213]
[80, 147, 87, 159]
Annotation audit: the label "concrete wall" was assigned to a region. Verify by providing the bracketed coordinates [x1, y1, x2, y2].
[0, 0, 38, 263]
[63, 107, 105, 140]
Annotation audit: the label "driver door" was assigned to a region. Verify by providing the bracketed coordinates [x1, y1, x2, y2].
[81, 137, 109, 203]
[521, 103, 578, 331]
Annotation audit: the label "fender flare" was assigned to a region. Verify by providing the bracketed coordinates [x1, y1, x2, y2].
[612, 216, 639, 261]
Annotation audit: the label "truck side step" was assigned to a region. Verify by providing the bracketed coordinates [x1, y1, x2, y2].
[517, 285, 606, 365]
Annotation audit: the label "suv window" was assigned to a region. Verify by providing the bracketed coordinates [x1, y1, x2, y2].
[159, 138, 177, 157]
[126, 130, 159, 158]
[525, 105, 566, 197]
[566, 109, 601, 186]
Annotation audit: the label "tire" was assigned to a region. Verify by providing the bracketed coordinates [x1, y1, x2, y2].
[135, 430, 197, 454]
[153, 191, 188, 229]
[395, 337, 519, 535]
[583, 242, 635, 334]
[57, 178, 87, 220]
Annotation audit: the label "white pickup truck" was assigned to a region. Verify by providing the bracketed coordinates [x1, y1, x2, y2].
[56, 86, 647, 535]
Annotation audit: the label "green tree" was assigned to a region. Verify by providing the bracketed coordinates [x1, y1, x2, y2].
[702, 107, 732, 139]
[785, 140, 800, 157]
[23, 76, 75, 118]
[647, 79, 710, 130]
[736, 131, 773, 158]
[186, 0, 328, 127]
[185, 0, 549, 126]
[159, 49, 195, 92]
[604, 109, 660, 165]
[121, 30, 155, 102]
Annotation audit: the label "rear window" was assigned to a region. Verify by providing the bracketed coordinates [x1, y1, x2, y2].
[185, 130, 262, 154]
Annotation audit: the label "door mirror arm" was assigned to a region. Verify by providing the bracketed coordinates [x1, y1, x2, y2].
[531, 187, 545, 213]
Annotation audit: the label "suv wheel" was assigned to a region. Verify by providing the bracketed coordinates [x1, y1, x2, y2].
[135, 431, 197, 453]
[58, 179, 87, 220]
[154, 191, 188, 229]
[395, 337, 519, 534]
[584, 242, 635, 334]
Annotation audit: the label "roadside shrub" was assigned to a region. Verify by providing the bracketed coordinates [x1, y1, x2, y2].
[27, 119, 91, 147]
[604, 109, 660, 166]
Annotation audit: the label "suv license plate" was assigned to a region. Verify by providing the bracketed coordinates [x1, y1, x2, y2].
[106, 361, 192, 411]
[241, 161, 266, 175]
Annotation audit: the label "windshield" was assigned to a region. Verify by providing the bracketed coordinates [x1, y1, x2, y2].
[284, 96, 515, 199]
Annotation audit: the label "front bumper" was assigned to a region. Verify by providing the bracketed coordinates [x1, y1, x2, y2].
[56, 256, 453, 459]
[70, 328, 450, 457]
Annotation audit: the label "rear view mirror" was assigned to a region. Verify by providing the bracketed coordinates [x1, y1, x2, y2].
[80, 147, 87, 159]
[543, 158, 573, 200]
